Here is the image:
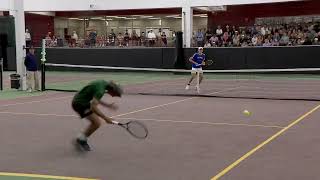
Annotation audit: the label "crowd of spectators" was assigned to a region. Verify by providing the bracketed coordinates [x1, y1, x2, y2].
[194, 22, 320, 47]
[41, 28, 174, 48]
[28, 22, 320, 48]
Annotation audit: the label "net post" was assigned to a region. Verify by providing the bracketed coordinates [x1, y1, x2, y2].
[40, 39, 46, 91]
[0, 58, 3, 91]
[41, 61, 45, 91]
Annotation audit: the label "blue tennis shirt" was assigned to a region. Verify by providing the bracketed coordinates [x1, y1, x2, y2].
[192, 53, 206, 68]
[24, 53, 38, 71]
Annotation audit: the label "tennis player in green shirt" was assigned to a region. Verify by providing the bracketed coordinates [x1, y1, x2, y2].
[72, 80, 123, 151]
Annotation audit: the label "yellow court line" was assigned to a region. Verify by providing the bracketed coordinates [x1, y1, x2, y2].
[0, 172, 98, 180]
[211, 104, 320, 180]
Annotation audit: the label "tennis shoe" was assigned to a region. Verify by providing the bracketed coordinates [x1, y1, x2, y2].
[185, 84, 190, 90]
[75, 138, 91, 151]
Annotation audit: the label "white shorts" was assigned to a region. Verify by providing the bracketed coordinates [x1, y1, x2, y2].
[191, 67, 203, 74]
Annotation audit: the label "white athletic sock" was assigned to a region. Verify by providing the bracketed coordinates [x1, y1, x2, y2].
[77, 133, 87, 141]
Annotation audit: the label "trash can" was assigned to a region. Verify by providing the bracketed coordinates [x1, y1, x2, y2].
[57, 38, 64, 47]
[10, 73, 20, 89]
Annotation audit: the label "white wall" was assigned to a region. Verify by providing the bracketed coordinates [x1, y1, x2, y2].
[54, 16, 209, 38]
[24, 0, 182, 11]
[190, 0, 301, 7]
[54, 18, 185, 38]
[193, 17, 207, 31]
[0, 0, 11, 11]
[21, 0, 302, 11]
[28, 12, 55, 16]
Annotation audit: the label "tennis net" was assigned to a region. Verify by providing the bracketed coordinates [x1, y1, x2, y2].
[43, 63, 320, 101]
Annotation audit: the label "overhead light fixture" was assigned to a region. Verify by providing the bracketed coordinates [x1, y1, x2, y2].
[141, 16, 153, 18]
[68, 18, 78, 20]
[126, 17, 137, 20]
[106, 19, 113, 21]
[166, 15, 179, 18]
[193, 14, 208, 17]
[148, 17, 160, 20]
[200, 16, 208, 18]
[90, 17, 104, 20]
[75, 18, 88, 21]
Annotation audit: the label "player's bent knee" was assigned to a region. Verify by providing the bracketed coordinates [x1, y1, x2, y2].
[93, 121, 102, 129]
[87, 114, 102, 128]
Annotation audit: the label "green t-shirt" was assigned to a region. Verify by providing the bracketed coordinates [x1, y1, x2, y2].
[73, 80, 109, 106]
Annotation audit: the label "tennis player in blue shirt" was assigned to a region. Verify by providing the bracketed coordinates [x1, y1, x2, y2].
[185, 47, 206, 92]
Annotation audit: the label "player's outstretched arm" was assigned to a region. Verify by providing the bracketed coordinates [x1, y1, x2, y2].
[91, 98, 114, 124]
[99, 100, 118, 111]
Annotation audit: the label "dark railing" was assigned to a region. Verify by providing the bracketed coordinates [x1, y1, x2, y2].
[42, 38, 176, 48]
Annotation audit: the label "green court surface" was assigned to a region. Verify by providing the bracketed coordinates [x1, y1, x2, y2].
[45, 70, 320, 92]
[1, 72, 46, 100]
[45, 71, 186, 91]
[0, 90, 45, 100]
[2, 70, 320, 100]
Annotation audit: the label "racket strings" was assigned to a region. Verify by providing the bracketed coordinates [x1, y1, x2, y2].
[206, 60, 213, 66]
[127, 121, 148, 138]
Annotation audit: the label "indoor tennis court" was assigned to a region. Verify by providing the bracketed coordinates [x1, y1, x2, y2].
[1, 70, 320, 179]
[1, 0, 320, 179]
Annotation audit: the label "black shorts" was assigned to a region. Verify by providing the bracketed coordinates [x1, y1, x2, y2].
[72, 101, 93, 118]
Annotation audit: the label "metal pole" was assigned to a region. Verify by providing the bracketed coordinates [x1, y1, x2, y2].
[0, 58, 3, 90]
[183, 11, 186, 48]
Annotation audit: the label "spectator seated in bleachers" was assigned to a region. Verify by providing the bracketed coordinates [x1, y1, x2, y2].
[194, 22, 320, 48]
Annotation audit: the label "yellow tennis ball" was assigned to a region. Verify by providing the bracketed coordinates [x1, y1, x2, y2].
[243, 110, 251, 116]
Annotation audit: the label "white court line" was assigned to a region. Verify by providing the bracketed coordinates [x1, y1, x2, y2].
[0, 87, 240, 119]
[0, 86, 238, 109]
[0, 111, 283, 129]
[0, 97, 195, 119]
[110, 87, 241, 118]
[0, 95, 73, 108]
[0, 111, 76, 117]
[118, 117, 285, 129]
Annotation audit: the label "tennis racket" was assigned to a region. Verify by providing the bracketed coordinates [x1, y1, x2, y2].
[205, 59, 214, 66]
[112, 120, 148, 139]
